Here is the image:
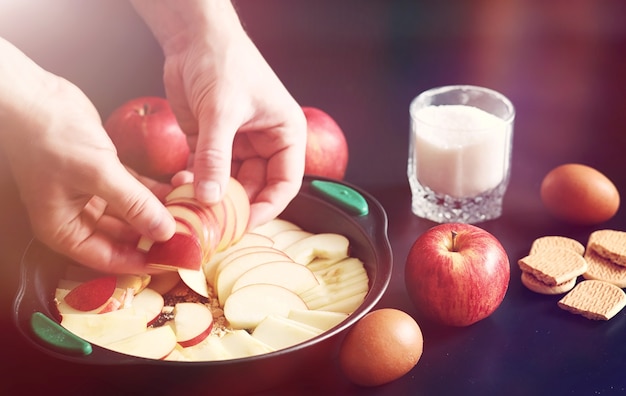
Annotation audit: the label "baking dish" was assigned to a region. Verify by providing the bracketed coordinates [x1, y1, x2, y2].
[12, 176, 392, 394]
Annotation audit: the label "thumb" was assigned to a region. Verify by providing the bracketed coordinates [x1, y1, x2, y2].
[98, 163, 176, 241]
[192, 115, 236, 205]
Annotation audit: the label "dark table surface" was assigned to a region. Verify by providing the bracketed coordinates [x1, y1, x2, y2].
[2, 1, 626, 395]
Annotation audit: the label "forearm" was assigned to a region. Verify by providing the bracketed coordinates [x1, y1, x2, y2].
[0, 37, 52, 145]
[129, 0, 244, 56]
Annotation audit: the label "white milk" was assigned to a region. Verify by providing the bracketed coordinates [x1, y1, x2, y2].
[412, 104, 509, 198]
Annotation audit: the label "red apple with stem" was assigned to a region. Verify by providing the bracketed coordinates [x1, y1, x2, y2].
[104, 96, 190, 179]
[404, 223, 510, 327]
[302, 106, 349, 180]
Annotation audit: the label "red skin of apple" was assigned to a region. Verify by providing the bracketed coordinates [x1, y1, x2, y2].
[104, 96, 190, 179]
[404, 223, 510, 327]
[177, 322, 214, 348]
[302, 106, 349, 180]
[146, 233, 203, 271]
[64, 276, 117, 312]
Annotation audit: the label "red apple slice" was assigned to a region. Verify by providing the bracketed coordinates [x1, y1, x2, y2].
[231, 261, 319, 295]
[178, 268, 210, 298]
[137, 218, 194, 253]
[165, 203, 216, 255]
[166, 183, 228, 246]
[174, 302, 214, 348]
[146, 233, 203, 271]
[223, 284, 308, 329]
[131, 287, 165, 326]
[106, 325, 177, 360]
[225, 177, 250, 245]
[56, 287, 127, 316]
[63, 276, 117, 312]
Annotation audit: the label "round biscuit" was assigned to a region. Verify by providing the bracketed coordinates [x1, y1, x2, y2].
[529, 236, 585, 256]
[521, 271, 576, 295]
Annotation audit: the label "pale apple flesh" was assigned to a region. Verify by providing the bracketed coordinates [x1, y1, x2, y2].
[405, 223, 510, 327]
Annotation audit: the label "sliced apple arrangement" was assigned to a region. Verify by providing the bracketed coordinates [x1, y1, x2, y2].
[138, 177, 251, 271]
[53, 181, 370, 361]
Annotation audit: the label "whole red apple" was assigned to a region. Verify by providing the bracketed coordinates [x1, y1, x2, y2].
[405, 223, 510, 327]
[302, 106, 348, 180]
[104, 96, 189, 179]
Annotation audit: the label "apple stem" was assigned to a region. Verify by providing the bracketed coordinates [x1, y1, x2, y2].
[451, 231, 458, 252]
[139, 103, 150, 117]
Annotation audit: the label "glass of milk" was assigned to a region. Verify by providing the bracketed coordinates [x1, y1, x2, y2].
[408, 85, 515, 223]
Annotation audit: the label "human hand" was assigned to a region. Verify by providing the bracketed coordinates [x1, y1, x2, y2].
[132, 0, 307, 230]
[0, 39, 176, 273]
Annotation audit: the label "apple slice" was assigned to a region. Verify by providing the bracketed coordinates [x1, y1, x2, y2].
[252, 218, 302, 238]
[271, 229, 313, 251]
[215, 246, 285, 279]
[216, 250, 293, 305]
[309, 257, 368, 285]
[220, 329, 275, 358]
[63, 276, 117, 312]
[287, 309, 348, 331]
[283, 233, 350, 265]
[223, 284, 308, 329]
[105, 325, 177, 360]
[224, 177, 251, 245]
[231, 261, 319, 295]
[148, 271, 181, 295]
[316, 290, 367, 314]
[174, 334, 233, 361]
[146, 232, 203, 271]
[216, 191, 238, 252]
[165, 183, 195, 202]
[178, 268, 210, 298]
[163, 345, 189, 362]
[56, 287, 128, 316]
[131, 287, 164, 326]
[203, 232, 274, 285]
[165, 202, 220, 259]
[252, 315, 322, 350]
[116, 274, 151, 295]
[60, 309, 147, 346]
[303, 277, 369, 310]
[174, 302, 214, 348]
[137, 217, 194, 252]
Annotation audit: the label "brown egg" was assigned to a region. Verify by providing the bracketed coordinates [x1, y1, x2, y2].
[540, 163, 620, 225]
[338, 308, 423, 387]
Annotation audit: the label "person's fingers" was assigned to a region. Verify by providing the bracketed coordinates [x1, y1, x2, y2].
[192, 113, 237, 205]
[95, 161, 176, 242]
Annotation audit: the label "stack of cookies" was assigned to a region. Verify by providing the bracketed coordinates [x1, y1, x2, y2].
[518, 231, 626, 321]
